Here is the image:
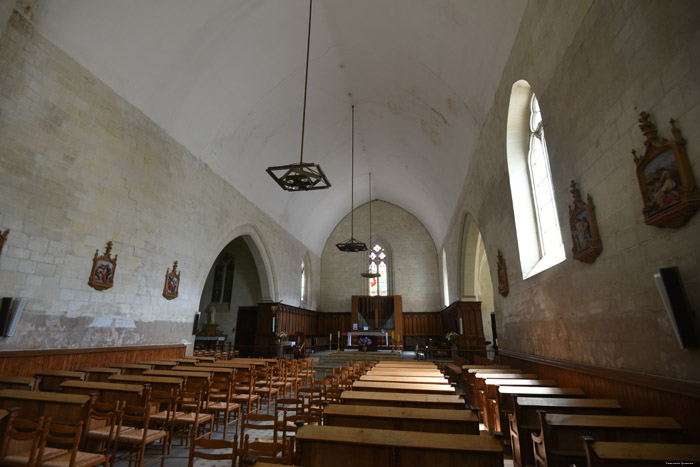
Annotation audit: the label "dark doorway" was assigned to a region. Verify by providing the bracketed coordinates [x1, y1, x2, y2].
[235, 306, 259, 357]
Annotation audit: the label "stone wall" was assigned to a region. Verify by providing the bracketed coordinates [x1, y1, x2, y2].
[321, 200, 441, 314]
[0, 13, 319, 350]
[442, 0, 700, 380]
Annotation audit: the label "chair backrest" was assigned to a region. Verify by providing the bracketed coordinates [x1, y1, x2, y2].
[240, 434, 292, 465]
[239, 412, 278, 445]
[0, 409, 49, 467]
[44, 420, 84, 466]
[188, 435, 240, 466]
[275, 398, 302, 419]
[280, 413, 318, 444]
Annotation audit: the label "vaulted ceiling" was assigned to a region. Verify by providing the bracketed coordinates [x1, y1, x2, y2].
[32, 0, 527, 255]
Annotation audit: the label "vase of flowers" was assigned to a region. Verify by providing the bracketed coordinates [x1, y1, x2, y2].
[276, 331, 287, 343]
[445, 332, 459, 348]
[358, 336, 372, 352]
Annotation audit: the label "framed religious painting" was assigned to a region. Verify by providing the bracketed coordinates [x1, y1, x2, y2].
[568, 181, 602, 263]
[88, 241, 117, 291]
[163, 261, 180, 300]
[0, 229, 8, 257]
[632, 111, 700, 228]
[497, 250, 508, 297]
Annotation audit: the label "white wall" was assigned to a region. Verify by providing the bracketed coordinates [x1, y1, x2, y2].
[321, 200, 441, 314]
[0, 13, 319, 350]
[442, 0, 700, 380]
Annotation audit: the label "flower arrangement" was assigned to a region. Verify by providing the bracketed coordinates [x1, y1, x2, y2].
[358, 337, 372, 347]
[445, 332, 459, 346]
[276, 331, 287, 342]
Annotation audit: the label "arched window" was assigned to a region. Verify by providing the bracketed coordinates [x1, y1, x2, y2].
[442, 249, 450, 307]
[506, 81, 565, 278]
[368, 243, 389, 296]
[300, 260, 306, 303]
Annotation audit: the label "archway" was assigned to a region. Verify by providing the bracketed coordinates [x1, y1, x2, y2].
[460, 215, 496, 349]
[196, 227, 275, 355]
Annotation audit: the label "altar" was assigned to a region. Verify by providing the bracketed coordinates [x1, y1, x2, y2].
[347, 330, 389, 348]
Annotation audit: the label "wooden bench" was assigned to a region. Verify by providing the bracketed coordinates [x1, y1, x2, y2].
[138, 360, 178, 370]
[533, 413, 683, 467]
[60, 380, 146, 406]
[582, 438, 700, 466]
[296, 424, 502, 467]
[168, 366, 234, 376]
[509, 397, 623, 467]
[368, 369, 444, 377]
[143, 369, 211, 384]
[76, 367, 122, 382]
[472, 372, 536, 410]
[34, 370, 85, 392]
[353, 381, 455, 395]
[443, 363, 462, 385]
[108, 374, 184, 393]
[483, 379, 558, 435]
[466, 369, 521, 407]
[108, 363, 152, 375]
[340, 391, 464, 410]
[324, 403, 479, 434]
[0, 376, 37, 391]
[360, 375, 450, 385]
[0, 388, 92, 425]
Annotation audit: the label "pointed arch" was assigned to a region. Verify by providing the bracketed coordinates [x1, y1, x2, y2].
[362, 235, 394, 296]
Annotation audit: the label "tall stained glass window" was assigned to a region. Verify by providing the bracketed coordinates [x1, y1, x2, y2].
[300, 260, 306, 303]
[368, 244, 388, 296]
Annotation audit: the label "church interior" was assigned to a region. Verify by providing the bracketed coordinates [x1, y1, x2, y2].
[1, 0, 699, 465]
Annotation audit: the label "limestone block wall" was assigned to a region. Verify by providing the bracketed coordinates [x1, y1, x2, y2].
[442, 0, 700, 380]
[321, 200, 441, 314]
[0, 13, 319, 350]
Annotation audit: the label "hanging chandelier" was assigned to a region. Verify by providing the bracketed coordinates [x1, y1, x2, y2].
[361, 173, 381, 278]
[266, 0, 330, 191]
[336, 106, 367, 252]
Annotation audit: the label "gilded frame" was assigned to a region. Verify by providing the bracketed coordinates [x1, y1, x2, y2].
[163, 261, 180, 300]
[568, 181, 602, 263]
[88, 241, 117, 291]
[632, 111, 700, 228]
[497, 250, 509, 297]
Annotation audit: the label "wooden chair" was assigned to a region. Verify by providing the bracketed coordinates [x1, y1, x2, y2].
[254, 367, 280, 414]
[240, 434, 292, 466]
[232, 371, 260, 416]
[111, 404, 169, 467]
[204, 374, 241, 438]
[147, 389, 175, 454]
[170, 390, 213, 449]
[280, 413, 318, 445]
[187, 435, 240, 467]
[275, 397, 303, 420]
[298, 360, 315, 387]
[84, 400, 131, 461]
[0, 409, 56, 467]
[239, 412, 278, 447]
[39, 420, 108, 467]
[271, 364, 293, 399]
[297, 387, 323, 424]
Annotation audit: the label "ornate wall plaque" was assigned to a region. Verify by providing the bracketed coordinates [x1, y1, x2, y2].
[163, 261, 180, 300]
[0, 229, 8, 257]
[497, 250, 509, 297]
[568, 181, 602, 263]
[632, 111, 700, 228]
[88, 241, 117, 291]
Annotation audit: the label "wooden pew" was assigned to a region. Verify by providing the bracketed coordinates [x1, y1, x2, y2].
[324, 404, 479, 434]
[60, 380, 146, 406]
[360, 375, 450, 385]
[368, 369, 444, 377]
[532, 413, 684, 467]
[76, 367, 122, 382]
[138, 360, 178, 370]
[374, 361, 437, 366]
[352, 381, 455, 395]
[167, 366, 234, 376]
[0, 388, 92, 425]
[340, 391, 464, 410]
[0, 376, 37, 391]
[108, 363, 152, 375]
[34, 370, 85, 392]
[108, 374, 184, 393]
[483, 379, 558, 435]
[582, 438, 700, 467]
[509, 397, 623, 467]
[472, 372, 536, 410]
[466, 369, 522, 407]
[143, 369, 211, 382]
[296, 425, 503, 467]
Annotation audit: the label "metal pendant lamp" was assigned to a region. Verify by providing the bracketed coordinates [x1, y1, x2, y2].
[361, 173, 381, 278]
[266, 0, 330, 191]
[336, 106, 367, 252]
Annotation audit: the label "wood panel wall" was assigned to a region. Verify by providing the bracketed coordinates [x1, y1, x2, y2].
[403, 312, 442, 336]
[0, 344, 186, 378]
[500, 349, 700, 442]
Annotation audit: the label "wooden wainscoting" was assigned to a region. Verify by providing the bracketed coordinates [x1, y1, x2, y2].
[0, 344, 186, 377]
[500, 349, 700, 442]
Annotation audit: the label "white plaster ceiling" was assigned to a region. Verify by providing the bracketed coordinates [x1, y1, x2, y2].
[32, 0, 527, 255]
